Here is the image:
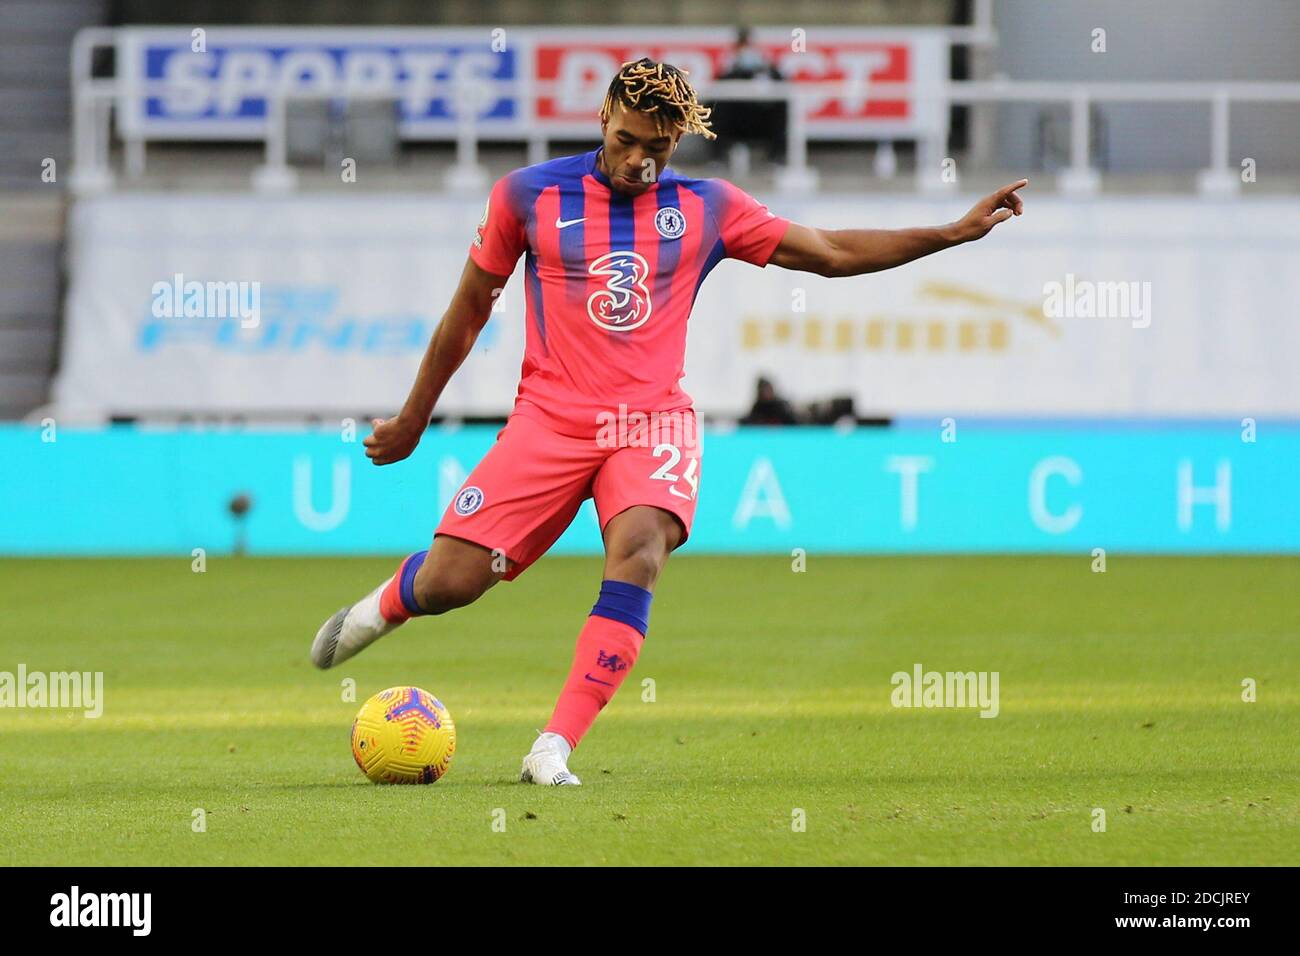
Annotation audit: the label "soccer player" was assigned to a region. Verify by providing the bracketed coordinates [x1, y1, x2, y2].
[312, 58, 1026, 785]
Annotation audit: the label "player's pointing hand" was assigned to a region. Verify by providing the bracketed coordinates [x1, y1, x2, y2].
[947, 179, 1029, 243]
[363, 414, 425, 466]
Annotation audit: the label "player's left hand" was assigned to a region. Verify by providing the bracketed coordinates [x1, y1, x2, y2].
[948, 179, 1028, 243]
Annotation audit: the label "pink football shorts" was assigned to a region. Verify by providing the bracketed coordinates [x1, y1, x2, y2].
[434, 407, 702, 580]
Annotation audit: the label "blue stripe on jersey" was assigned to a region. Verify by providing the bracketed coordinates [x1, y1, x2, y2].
[507, 156, 596, 355]
[524, 250, 548, 355]
[557, 184, 587, 307]
[503, 171, 532, 226]
[677, 180, 729, 303]
[652, 181, 681, 312]
[516, 152, 589, 197]
[512, 152, 591, 258]
[692, 235, 727, 304]
[605, 187, 638, 345]
[608, 186, 636, 253]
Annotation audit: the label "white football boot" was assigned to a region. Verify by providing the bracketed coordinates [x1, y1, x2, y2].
[519, 731, 582, 786]
[311, 577, 404, 669]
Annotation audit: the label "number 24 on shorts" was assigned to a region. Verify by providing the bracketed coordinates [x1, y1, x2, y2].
[649, 442, 698, 500]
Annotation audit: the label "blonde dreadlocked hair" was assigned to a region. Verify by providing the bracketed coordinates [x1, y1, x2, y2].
[600, 57, 716, 141]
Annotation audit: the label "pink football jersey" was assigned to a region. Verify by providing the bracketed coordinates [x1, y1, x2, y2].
[469, 147, 790, 438]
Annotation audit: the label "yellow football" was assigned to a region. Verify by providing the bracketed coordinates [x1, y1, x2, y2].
[350, 686, 456, 784]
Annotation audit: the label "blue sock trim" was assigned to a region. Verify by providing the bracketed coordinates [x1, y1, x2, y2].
[590, 579, 653, 636]
[398, 550, 429, 616]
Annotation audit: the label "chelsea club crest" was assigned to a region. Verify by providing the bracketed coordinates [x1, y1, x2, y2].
[454, 486, 484, 516]
[654, 207, 686, 239]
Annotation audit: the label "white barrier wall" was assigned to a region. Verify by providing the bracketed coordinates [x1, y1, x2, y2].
[55, 193, 1300, 419]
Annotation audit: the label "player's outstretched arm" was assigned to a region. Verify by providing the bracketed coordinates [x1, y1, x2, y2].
[767, 179, 1028, 278]
[363, 258, 508, 466]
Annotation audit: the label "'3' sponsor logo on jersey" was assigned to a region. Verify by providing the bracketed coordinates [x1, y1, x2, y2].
[587, 251, 651, 332]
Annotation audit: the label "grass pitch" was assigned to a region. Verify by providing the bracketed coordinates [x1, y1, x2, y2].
[1, 555, 1296, 866]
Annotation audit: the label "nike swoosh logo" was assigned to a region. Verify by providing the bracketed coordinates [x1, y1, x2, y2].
[556, 216, 587, 229]
[584, 673, 615, 687]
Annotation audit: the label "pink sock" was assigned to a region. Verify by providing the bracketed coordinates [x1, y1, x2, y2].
[543, 614, 644, 750]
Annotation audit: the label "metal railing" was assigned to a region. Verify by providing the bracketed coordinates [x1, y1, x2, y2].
[69, 27, 1300, 198]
